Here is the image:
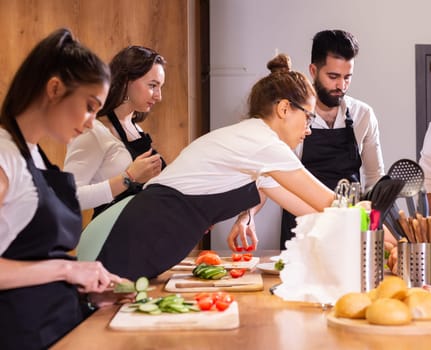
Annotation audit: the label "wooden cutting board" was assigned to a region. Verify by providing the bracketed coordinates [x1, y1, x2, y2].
[109, 301, 239, 331]
[165, 272, 264, 292]
[327, 311, 431, 335]
[171, 256, 260, 271]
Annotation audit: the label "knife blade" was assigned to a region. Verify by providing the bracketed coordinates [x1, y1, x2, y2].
[175, 281, 256, 288]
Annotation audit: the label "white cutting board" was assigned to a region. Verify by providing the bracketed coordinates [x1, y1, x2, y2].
[109, 301, 239, 331]
[171, 256, 260, 271]
[165, 272, 264, 292]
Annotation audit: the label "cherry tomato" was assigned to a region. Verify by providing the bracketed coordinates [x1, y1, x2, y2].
[215, 300, 231, 311]
[245, 245, 255, 252]
[235, 246, 244, 252]
[197, 297, 214, 311]
[194, 292, 211, 301]
[230, 269, 246, 278]
[231, 253, 242, 262]
[242, 253, 253, 261]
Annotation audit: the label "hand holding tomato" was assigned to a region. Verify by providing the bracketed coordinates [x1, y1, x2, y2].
[226, 211, 258, 252]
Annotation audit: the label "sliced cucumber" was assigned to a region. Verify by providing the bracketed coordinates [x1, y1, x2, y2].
[138, 303, 160, 313]
[135, 291, 148, 302]
[187, 304, 201, 312]
[135, 277, 149, 292]
[149, 309, 163, 315]
[120, 304, 139, 313]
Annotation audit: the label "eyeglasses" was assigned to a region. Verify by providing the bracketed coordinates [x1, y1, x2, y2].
[289, 100, 316, 128]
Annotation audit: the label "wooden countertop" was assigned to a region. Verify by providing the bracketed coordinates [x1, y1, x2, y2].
[51, 251, 431, 350]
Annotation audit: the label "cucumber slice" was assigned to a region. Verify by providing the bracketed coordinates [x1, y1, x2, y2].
[120, 304, 139, 313]
[187, 304, 201, 312]
[210, 271, 227, 280]
[166, 304, 189, 313]
[135, 291, 148, 302]
[135, 277, 149, 292]
[138, 303, 160, 313]
[149, 309, 163, 315]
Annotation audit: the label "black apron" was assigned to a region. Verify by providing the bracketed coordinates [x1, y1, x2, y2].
[97, 182, 261, 280]
[92, 111, 166, 217]
[280, 108, 362, 247]
[0, 134, 83, 349]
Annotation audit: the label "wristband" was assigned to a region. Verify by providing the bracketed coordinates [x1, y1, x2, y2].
[122, 172, 133, 189]
[125, 169, 136, 182]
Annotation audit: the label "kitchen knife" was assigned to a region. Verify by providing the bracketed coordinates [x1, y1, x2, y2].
[175, 281, 257, 288]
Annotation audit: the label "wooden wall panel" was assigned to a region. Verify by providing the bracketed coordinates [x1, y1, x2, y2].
[0, 0, 196, 229]
[0, 0, 190, 167]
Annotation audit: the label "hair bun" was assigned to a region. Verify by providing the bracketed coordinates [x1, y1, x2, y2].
[267, 54, 292, 74]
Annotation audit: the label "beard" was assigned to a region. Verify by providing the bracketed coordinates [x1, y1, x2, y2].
[314, 78, 344, 108]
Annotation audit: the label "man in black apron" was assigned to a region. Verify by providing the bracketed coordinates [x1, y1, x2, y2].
[280, 30, 385, 248]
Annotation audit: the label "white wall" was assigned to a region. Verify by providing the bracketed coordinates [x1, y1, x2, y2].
[210, 0, 431, 250]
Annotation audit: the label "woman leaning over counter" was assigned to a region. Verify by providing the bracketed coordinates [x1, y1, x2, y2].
[77, 53, 334, 281]
[0, 28, 129, 350]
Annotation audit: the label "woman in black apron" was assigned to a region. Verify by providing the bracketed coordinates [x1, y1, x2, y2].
[77, 53, 336, 281]
[280, 108, 361, 247]
[65, 46, 167, 218]
[92, 109, 166, 217]
[0, 28, 124, 350]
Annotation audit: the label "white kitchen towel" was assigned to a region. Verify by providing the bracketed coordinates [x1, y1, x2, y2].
[275, 207, 361, 304]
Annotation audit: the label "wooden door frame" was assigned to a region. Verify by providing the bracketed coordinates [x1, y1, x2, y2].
[415, 44, 431, 160]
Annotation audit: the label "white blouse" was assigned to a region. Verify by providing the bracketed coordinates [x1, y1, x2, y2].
[64, 120, 133, 210]
[0, 129, 45, 255]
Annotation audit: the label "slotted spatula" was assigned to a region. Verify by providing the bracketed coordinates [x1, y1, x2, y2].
[387, 159, 426, 216]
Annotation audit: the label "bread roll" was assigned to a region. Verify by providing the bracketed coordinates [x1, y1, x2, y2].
[367, 288, 378, 302]
[404, 287, 430, 298]
[366, 298, 412, 325]
[334, 292, 372, 319]
[404, 292, 431, 320]
[376, 276, 408, 300]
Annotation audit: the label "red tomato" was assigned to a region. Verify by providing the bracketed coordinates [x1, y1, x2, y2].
[215, 300, 231, 311]
[195, 253, 222, 265]
[197, 250, 217, 257]
[231, 253, 242, 262]
[235, 246, 244, 252]
[194, 292, 211, 301]
[230, 269, 246, 278]
[210, 292, 229, 302]
[242, 253, 253, 261]
[197, 297, 214, 311]
[245, 245, 255, 252]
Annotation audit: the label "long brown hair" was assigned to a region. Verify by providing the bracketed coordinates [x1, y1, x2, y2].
[97, 46, 166, 123]
[0, 28, 110, 156]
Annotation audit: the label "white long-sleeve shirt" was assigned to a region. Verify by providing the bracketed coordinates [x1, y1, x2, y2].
[64, 120, 132, 210]
[295, 95, 385, 191]
[0, 129, 46, 255]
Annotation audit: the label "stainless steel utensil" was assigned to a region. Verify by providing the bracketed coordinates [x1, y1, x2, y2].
[387, 159, 426, 216]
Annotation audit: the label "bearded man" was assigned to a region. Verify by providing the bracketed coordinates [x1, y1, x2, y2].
[280, 29, 385, 247]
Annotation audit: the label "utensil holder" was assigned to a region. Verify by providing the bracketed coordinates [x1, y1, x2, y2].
[361, 230, 384, 291]
[398, 242, 431, 287]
